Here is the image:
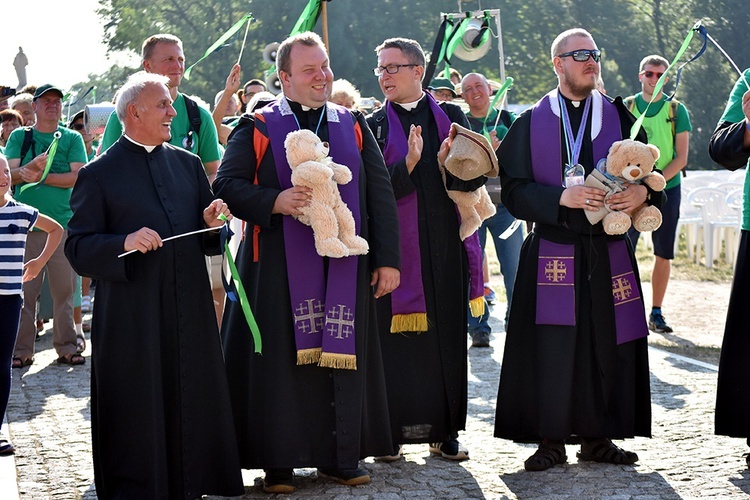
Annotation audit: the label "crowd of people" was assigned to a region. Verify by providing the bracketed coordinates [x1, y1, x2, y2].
[0, 23, 749, 499]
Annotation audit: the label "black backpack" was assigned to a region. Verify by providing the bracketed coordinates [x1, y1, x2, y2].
[182, 95, 202, 150]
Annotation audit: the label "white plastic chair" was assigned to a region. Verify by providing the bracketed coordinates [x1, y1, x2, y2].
[676, 191, 702, 260]
[723, 188, 744, 265]
[687, 187, 735, 268]
[710, 181, 743, 193]
[728, 168, 747, 184]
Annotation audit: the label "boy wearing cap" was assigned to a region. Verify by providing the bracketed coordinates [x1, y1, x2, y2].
[5, 84, 87, 367]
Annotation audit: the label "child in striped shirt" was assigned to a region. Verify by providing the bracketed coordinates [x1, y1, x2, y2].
[0, 155, 62, 455]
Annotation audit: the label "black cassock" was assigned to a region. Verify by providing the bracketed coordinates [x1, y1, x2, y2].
[214, 103, 399, 470]
[494, 96, 654, 443]
[65, 138, 243, 499]
[709, 119, 750, 438]
[366, 98, 471, 445]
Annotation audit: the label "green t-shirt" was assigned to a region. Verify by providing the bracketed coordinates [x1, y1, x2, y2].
[718, 68, 750, 230]
[99, 93, 221, 164]
[4, 126, 87, 228]
[630, 93, 692, 189]
[465, 108, 516, 141]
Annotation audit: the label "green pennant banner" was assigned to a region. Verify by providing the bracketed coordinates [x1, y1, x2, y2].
[629, 22, 698, 140]
[184, 13, 253, 81]
[19, 131, 60, 194]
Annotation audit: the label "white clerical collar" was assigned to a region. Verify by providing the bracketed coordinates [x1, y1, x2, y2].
[393, 93, 425, 111]
[284, 97, 321, 112]
[124, 134, 159, 153]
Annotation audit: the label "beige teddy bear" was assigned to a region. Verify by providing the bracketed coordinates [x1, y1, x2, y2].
[284, 129, 369, 258]
[585, 139, 666, 235]
[442, 123, 498, 241]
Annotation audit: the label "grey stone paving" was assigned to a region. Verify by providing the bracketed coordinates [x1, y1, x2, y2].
[4, 306, 750, 499]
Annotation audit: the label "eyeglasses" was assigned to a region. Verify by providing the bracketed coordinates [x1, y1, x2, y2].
[556, 49, 601, 63]
[641, 70, 664, 79]
[70, 123, 86, 131]
[373, 64, 417, 76]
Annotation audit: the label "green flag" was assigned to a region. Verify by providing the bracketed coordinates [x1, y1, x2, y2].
[184, 13, 253, 81]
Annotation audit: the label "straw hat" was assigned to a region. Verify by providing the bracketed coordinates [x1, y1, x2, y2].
[444, 123, 499, 180]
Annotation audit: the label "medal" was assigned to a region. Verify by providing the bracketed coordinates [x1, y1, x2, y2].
[564, 163, 585, 187]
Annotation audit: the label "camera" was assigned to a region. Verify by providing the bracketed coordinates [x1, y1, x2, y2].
[1, 86, 16, 98]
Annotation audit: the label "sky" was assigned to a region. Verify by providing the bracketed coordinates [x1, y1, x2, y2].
[1, 0, 138, 93]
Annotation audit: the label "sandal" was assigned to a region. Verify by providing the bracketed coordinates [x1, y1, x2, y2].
[0, 439, 15, 456]
[577, 438, 638, 465]
[11, 357, 33, 369]
[524, 442, 567, 471]
[57, 353, 85, 366]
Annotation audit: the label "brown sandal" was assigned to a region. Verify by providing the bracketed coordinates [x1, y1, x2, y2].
[56, 353, 85, 366]
[11, 357, 33, 369]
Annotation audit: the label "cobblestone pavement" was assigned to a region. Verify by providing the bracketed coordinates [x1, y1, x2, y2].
[4, 294, 750, 499]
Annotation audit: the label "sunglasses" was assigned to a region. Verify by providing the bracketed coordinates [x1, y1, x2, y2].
[641, 70, 665, 79]
[70, 123, 86, 131]
[557, 49, 601, 63]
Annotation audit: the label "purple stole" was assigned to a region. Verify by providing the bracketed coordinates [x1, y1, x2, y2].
[263, 99, 361, 369]
[381, 93, 484, 333]
[530, 90, 648, 344]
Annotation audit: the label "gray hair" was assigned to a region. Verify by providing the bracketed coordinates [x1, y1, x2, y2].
[114, 71, 170, 123]
[9, 93, 33, 110]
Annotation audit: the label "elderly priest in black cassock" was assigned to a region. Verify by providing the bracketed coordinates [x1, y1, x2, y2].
[65, 72, 243, 499]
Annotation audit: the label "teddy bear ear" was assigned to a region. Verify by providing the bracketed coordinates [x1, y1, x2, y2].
[608, 141, 623, 156]
[648, 143, 660, 161]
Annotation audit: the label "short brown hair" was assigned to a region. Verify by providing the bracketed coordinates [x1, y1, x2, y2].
[639, 54, 669, 72]
[550, 28, 594, 60]
[375, 38, 426, 68]
[276, 32, 325, 76]
[0, 109, 23, 125]
[142, 34, 183, 62]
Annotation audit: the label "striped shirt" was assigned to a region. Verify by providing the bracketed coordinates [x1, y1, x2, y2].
[0, 199, 38, 296]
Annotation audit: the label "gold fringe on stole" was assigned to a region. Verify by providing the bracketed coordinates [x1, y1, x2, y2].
[319, 352, 357, 370]
[296, 347, 322, 365]
[469, 296, 485, 318]
[390, 313, 428, 333]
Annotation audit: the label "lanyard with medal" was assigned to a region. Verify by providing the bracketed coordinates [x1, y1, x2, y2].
[558, 92, 591, 188]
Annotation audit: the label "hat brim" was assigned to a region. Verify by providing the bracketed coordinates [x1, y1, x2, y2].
[444, 123, 500, 180]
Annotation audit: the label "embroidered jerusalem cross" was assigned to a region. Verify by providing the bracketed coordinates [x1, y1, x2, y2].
[612, 276, 633, 303]
[294, 298, 325, 334]
[325, 304, 355, 340]
[545, 259, 567, 282]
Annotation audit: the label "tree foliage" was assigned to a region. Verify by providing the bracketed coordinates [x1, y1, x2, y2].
[87, 0, 750, 169]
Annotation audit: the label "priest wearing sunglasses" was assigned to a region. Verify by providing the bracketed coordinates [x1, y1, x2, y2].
[493, 28, 661, 472]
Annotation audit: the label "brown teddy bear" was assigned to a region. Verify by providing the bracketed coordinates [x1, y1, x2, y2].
[284, 129, 369, 258]
[442, 123, 498, 241]
[584, 138, 666, 235]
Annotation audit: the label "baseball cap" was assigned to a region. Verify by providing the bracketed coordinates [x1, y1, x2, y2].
[33, 84, 64, 101]
[427, 78, 458, 98]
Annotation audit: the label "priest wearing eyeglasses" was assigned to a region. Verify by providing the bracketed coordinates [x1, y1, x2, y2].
[493, 28, 660, 471]
[366, 37, 475, 463]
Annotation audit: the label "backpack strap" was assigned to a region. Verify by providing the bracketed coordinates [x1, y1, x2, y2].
[19, 127, 36, 163]
[249, 113, 270, 263]
[668, 99, 679, 137]
[623, 96, 636, 114]
[182, 95, 202, 151]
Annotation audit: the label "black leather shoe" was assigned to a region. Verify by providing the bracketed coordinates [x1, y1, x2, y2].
[317, 467, 371, 486]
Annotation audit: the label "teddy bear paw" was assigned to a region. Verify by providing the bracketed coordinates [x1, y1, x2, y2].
[316, 238, 350, 258]
[603, 213, 631, 235]
[344, 235, 369, 255]
[634, 213, 662, 232]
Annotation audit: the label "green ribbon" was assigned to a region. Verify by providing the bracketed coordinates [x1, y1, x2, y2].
[629, 22, 698, 140]
[267, 0, 323, 78]
[184, 14, 253, 81]
[483, 77, 514, 142]
[19, 131, 60, 194]
[218, 214, 262, 353]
